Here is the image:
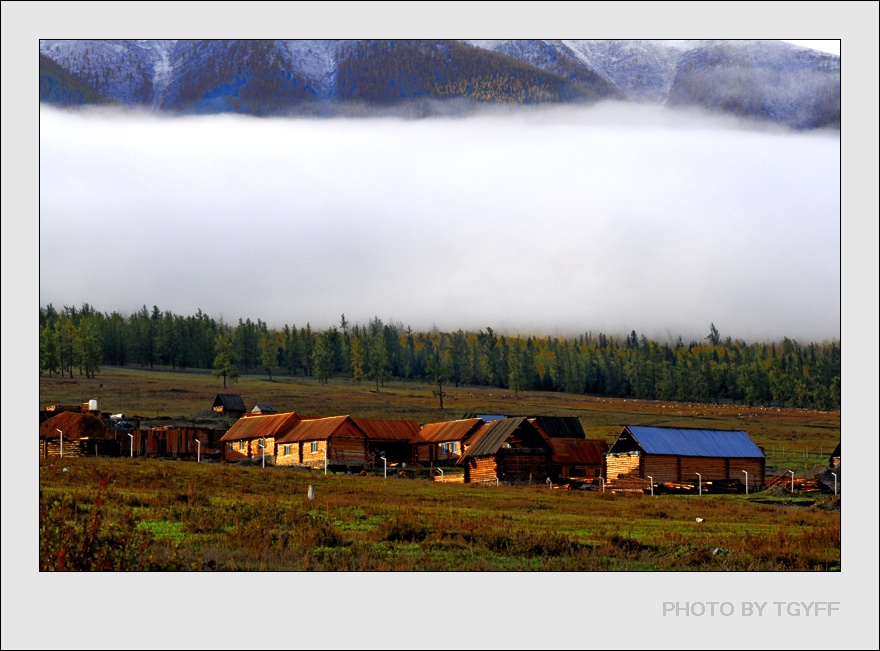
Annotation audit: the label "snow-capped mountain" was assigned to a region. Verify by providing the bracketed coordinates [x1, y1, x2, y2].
[38, 39, 840, 129]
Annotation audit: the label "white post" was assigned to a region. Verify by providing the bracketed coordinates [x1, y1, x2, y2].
[56, 429, 63, 458]
[831, 471, 837, 496]
[127, 433, 134, 458]
[195, 438, 201, 463]
[324, 448, 327, 475]
[647, 475, 654, 497]
[695, 472, 702, 496]
[381, 456, 387, 479]
[788, 469, 795, 494]
[600, 477, 605, 493]
[436, 467, 444, 481]
[261, 439, 266, 469]
[742, 469, 749, 494]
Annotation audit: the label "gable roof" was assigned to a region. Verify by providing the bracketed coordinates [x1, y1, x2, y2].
[411, 418, 484, 445]
[351, 418, 420, 441]
[213, 394, 246, 412]
[459, 417, 547, 460]
[220, 412, 301, 442]
[618, 426, 764, 458]
[530, 416, 587, 439]
[546, 438, 608, 465]
[276, 416, 366, 444]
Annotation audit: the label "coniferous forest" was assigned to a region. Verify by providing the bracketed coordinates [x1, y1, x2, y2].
[39, 304, 841, 411]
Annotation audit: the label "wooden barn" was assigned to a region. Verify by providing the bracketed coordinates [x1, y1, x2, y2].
[212, 393, 247, 417]
[220, 412, 302, 463]
[275, 416, 369, 470]
[410, 418, 484, 465]
[605, 426, 765, 492]
[352, 418, 420, 465]
[39, 411, 117, 458]
[456, 417, 552, 484]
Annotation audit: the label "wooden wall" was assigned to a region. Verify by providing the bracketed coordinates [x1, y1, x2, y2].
[728, 458, 765, 486]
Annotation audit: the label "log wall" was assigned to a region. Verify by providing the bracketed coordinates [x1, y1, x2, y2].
[605, 453, 640, 480]
[728, 458, 765, 486]
[498, 450, 550, 483]
[465, 457, 497, 483]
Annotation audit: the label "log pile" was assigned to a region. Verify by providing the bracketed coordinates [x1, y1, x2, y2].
[606, 477, 650, 494]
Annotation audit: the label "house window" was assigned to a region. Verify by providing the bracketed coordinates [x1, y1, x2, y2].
[440, 442, 459, 455]
[284, 444, 292, 456]
[311, 441, 319, 454]
[239, 440, 245, 451]
[227, 442, 233, 451]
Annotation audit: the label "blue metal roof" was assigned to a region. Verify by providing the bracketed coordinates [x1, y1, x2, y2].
[625, 426, 764, 458]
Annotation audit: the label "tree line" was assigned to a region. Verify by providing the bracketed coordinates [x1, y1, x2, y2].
[39, 304, 841, 411]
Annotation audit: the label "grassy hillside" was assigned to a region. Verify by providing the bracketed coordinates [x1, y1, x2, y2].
[39, 365, 840, 472]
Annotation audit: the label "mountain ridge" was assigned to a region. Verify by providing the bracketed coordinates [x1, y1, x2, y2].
[38, 39, 840, 129]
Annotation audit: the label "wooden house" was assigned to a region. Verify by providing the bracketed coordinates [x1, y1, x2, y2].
[410, 418, 484, 465]
[456, 417, 552, 484]
[39, 411, 117, 458]
[828, 442, 840, 469]
[605, 425, 765, 492]
[220, 412, 302, 463]
[275, 416, 369, 470]
[351, 418, 420, 465]
[212, 394, 247, 418]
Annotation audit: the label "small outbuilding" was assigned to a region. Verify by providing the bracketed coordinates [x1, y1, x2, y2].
[605, 425, 765, 492]
[212, 394, 247, 417]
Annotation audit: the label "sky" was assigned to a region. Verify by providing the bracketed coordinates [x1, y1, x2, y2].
[39, 101, 840, 343]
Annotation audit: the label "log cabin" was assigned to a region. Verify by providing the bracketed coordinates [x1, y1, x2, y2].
[220, 412, 302, 463]
[456, 417, 552, 484]
[351, 418, 420, 465]
[274, 416, 369, 470]
[410, 418, 484, 466]
[39, 411, 116, 458]
[605, 425, 765, 492]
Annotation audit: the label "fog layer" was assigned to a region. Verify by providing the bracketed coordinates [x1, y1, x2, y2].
[39, 103, 840, 342]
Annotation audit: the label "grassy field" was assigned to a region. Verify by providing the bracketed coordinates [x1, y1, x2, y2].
[39, 457, 840, 571]
[38, 366, 840, 571]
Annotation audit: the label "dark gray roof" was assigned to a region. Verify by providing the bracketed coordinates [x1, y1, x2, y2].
[251, 404, 277, 413]
[531, 416, 586, 439]
[213, 394, 246, 412]
[622, 426, 764, 458]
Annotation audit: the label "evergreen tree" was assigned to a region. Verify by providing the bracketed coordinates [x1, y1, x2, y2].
[212, 333, 239, 388]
